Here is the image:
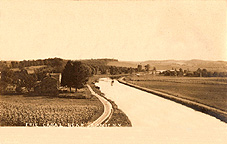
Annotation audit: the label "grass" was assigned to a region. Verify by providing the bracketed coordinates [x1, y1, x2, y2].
[125, 75, 227, 112]
[0, 87, 104, 126]
[105, 100, 132, 127]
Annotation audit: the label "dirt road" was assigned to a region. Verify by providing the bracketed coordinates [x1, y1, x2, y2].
[87, 84, 112, 127]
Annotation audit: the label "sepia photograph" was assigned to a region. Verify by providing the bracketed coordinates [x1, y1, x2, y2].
[0, 0, 226, 143]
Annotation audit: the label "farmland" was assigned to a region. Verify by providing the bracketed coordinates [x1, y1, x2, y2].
[107, 59, 227, 72]
[124, 75, 227, 112]
[0, 89, 104, 126]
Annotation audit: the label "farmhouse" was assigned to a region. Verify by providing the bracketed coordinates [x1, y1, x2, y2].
[156, 70, 166, 74]
[48, 73, 62, 88]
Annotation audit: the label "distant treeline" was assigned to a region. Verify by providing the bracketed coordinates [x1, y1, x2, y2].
[0, 58, 120, 73]
[135, 64, 227, 77]
[0, 58, 118, 68]
[0, 58, 133, 94]
[160, 68, 227, 77]
[0, 58, 66, 72]
[1, 58, 227, 95]
[1, 58, 226, 79]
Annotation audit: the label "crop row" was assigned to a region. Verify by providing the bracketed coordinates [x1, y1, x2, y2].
[0, 101, 99, 126]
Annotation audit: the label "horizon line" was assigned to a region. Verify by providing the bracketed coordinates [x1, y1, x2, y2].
[1, 57, 227, 62]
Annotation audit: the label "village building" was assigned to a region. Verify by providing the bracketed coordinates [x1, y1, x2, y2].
[156, 70, 166, 74]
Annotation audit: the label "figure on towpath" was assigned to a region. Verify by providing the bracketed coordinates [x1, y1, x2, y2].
[111, 80, 114, 86]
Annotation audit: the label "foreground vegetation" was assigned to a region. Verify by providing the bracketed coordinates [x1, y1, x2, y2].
[0, 88, 104, 126]
[125, 75, 227, 112]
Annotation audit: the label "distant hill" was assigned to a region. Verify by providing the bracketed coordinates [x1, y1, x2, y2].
[1, 58, 227, 72]
[107, 61, 138, 68]
[107, 59, 227, 72]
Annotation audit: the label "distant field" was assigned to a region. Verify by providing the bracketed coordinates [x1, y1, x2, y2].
[0, 89, 103, 126]
[125, 75, 227, 112]
[11, 65, 47, 74]
[107, 60, 227, 72]
[107, 61, 137, 68]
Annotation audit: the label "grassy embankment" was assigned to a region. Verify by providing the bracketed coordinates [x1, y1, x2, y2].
[124, 75, 227, 122]
[0, 87, 104, 126]
[88, 75, 132, 127]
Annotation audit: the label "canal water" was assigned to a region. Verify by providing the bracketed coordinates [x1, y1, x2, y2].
[95, 78, 227, 143]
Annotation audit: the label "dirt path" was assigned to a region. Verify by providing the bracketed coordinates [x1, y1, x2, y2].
[87, 84, 112, 127]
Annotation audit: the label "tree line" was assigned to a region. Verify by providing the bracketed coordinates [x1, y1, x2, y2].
[160, 68, 227, 77]
[134, 64, 227, 77]
[2, 57, 226, 95]
[0, 57, 66, 73]
[0, 67, 40, 94]
[0, 58, 134, 94]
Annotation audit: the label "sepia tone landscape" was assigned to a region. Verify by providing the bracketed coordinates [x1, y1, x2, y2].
[0, 58, 227, 126]
[0, 0, 226, 143]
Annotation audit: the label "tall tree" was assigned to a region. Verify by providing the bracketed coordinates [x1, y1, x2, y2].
[178, 68, 184, 76]
[18, 61, 25, 70]
[137, 64, 142, 72]
[11, 61, 17, 68]
[196, 68, 202, 77]
[202, 69, 208, 77]
[61, 61, 74, 91]
[1, 68, 15, 85]
[72, 61, 90, 91]
[17, 69, 37, 92]
[145, 64, 150, 72]
[61, 61, 90, 92]
[110, 66, 115, 75]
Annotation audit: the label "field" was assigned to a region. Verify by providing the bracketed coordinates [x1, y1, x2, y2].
[125, 75, 227, 112]
[11, 65, 47, 74]
[0, 88, 104, 126]
[107, 59, 227, 72]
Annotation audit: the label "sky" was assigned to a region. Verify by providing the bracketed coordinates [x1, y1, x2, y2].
[0, 0, 226, 61]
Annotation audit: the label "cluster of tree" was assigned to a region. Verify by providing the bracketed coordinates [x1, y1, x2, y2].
[9, 58, 66, 73]
[61, 61, 91, 92]
[0, 61, 8, 71]
[80, 59, 139, 75]
[0, 67, 40, 94]
[161, 68, 227, 77]
[186, 68, 227, 77]
[60, 59, 139, 92]
[1, 58, 131, 94]
[109, 66, 136, 75]
[0, 60, 62, 94]
[134, 64, 227, 77]
[162, 69, 183, 76]
[137, 64, 156, 73]
[81, 59, 118, 75]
